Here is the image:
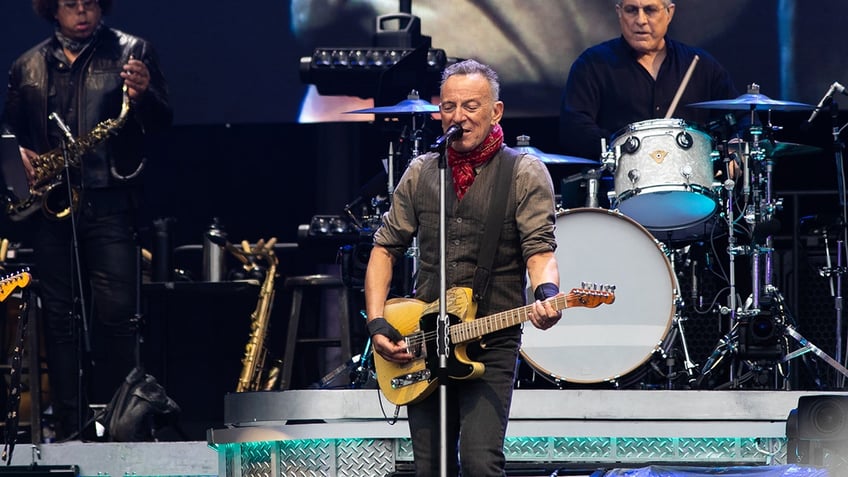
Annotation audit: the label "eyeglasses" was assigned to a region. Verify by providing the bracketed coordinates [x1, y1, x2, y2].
[59, 0, 99, 11]
[618, 4, 669, 19]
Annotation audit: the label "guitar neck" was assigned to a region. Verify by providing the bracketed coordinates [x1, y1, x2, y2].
[449, 293, 571, 344]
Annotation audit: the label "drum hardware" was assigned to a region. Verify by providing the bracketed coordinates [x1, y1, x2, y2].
[514, 135, 600, 166]
[679, 83, 848, 389]
[558, 141, 617, 210]
[340, 90, 433, 296]
[344, 90, 440, 115]
[806, 82, 848, 385]
[663, 249, 701, 386]
[693, 139, 746, 388]
[803, 216, 847, 387]
[686, 85, 815, 112]
[561, 168, 608, 208]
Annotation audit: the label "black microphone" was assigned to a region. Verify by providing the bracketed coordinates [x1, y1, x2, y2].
[429, 124, 463, 151]
[48, 112, 76, 144]
[806, 82, 847, 124]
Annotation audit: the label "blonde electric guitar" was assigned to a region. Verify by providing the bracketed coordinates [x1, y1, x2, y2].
[374, 285, 615, 406]
[0, 270, 31, 303]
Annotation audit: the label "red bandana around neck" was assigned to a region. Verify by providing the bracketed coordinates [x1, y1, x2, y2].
[447, 123, 504, 200]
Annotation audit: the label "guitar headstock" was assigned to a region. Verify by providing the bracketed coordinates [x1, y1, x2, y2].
[569, 283, 615, 308]
[0, 269, 32, 302]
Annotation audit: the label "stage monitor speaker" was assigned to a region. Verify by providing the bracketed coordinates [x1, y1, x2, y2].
[0, 465, 79, 476]
[798, 395, 848, 441]
[787, 395, 848, 472]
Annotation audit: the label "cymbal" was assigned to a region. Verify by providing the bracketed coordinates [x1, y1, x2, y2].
[515, 146, 600, 165]
[345, 99, 439, 115]
[761, 140, 822, 157]
[687, 93, 814, 111]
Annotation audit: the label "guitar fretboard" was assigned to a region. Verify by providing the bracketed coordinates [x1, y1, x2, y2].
[450, 293, 572, 344]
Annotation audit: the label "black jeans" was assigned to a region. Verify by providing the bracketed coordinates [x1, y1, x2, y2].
[34, 188, 139, 438]
[407, 327, 521, 477]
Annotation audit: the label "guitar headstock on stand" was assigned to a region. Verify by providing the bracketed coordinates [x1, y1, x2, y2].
[0, 269, 31, 303]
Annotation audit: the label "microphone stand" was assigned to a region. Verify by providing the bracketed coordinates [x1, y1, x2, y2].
[58, 122, 91, 438]
[51, 113, 92, 434]
[828, 97, 848, 385]
[435, 140, 450, 477]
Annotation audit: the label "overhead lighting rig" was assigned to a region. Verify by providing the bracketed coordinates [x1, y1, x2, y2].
[298, 11, 454, 105]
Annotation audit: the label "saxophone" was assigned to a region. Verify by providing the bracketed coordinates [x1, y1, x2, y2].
[233, 238, 281, 392]
[6, 84, 131, 221]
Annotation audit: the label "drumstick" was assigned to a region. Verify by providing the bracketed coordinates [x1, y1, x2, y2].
[664, 55, 700, 119]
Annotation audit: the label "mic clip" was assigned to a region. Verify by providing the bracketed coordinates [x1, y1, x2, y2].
[429, 124, 463, 151]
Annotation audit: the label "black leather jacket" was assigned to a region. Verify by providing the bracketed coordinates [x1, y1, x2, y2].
[2, 27, 172, 188]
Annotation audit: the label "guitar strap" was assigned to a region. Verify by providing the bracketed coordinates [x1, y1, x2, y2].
[471, 147, 521, 303]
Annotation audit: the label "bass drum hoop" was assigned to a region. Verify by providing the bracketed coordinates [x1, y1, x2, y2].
[520, 208, 678, 384]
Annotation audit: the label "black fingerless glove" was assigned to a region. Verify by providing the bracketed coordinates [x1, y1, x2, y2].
[534, 282, 559, 301]
[367, 317, 404, 342]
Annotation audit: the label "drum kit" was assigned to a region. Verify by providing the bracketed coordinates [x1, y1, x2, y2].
[524, 84, 848, 391]
[341, 86, 848, 391]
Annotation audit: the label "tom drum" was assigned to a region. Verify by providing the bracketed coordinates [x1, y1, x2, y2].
[610, 119, 718, 233]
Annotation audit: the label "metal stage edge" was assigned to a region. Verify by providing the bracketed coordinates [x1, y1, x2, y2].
[208, 389, 847, 476]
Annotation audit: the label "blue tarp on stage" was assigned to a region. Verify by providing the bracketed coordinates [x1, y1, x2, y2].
[600, 465, 829, 477]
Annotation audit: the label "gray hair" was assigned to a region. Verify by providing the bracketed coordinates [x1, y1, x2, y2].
[615, 0, 672, 6]
[440, 59, 501, 101]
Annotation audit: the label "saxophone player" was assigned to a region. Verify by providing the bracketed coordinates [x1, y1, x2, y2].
[0, 0, 171, 441]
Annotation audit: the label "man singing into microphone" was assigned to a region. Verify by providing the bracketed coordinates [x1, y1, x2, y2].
[364, 59, 563, 476]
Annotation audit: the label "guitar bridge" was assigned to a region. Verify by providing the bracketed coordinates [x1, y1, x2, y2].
[390, 369, 431, 389]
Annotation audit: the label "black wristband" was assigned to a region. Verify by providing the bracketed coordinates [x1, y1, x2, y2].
[534, 282, 559, 301]
[367, 317, 403, 342]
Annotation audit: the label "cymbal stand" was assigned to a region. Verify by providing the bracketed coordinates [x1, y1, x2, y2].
[708, 151, 744, 383]
[739, 121, 790, 389]
[742, 124, 782, 308]
[694, 143, 744, 387]
[402, 111, 430, 295]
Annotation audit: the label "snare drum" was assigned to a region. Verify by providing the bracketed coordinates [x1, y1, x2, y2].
[610, 119, 718, 232]
[521, 208, 678, 384]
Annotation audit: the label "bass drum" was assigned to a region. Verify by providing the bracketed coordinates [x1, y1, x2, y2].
[521, 208, 678, 384]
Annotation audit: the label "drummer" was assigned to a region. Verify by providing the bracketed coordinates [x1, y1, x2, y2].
[558, 0, 739, 160]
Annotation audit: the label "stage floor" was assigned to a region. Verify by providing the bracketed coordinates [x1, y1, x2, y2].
[209, 388, 847, 476]
[4, 389, 844, 477]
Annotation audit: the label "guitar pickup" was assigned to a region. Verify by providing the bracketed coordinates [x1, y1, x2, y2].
[405, 332, 427, 360]
[390, 369, 431, 389]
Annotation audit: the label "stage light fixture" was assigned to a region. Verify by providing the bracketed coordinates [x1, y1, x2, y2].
[299, 10, 456, 105]
[299, 47, 448, 101]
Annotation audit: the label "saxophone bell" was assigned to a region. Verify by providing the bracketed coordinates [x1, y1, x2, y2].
[41, 180, 79, 220]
